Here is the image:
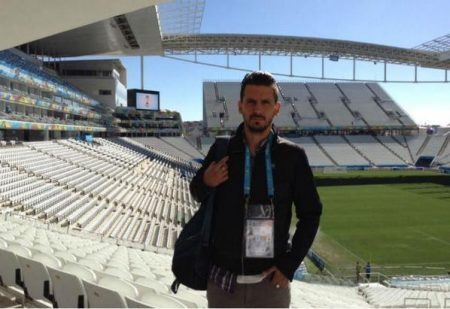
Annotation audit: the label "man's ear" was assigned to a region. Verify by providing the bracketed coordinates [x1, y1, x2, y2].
[274, 101, 281, 116]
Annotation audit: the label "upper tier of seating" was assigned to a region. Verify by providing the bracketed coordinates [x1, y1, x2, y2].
[132, 137, 203, 166]
[0, 49, 98, 107]
[204, 81, 416, 130]
[0, 85, 100, 119]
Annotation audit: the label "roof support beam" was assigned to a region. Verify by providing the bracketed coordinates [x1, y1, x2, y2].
[321, 56, 325, 79]
[163, 34, 450, 71]
[258, 53, 262, 71]
[141, 56, 145, 90]
[163, 54, 450, 83]
[414, 64, 418, 83]
[290, 55, 293, 76]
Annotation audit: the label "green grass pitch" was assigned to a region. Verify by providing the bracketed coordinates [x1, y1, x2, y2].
[293, 176, 450, 277]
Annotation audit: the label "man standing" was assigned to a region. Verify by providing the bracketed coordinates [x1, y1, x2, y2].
[365, 262, 371, 281]
[190, 71, 322, 307]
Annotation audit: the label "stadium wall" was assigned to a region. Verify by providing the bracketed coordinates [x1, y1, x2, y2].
[315, 172, 450, 187]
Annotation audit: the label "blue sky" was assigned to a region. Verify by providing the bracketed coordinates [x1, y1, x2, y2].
[121, 0, 450, 126]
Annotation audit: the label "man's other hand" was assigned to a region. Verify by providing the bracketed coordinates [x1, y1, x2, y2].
[203, 156, 229, 187]
[263, 266, 289, 289]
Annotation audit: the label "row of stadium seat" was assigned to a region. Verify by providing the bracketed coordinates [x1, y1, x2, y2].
[359, 284, 450, 308]
[160, 137, 205, 159]
[0, 49, 98, 107]
[132, 137, 203, 164]
[0, 138, 199, 250]
[113, 137, 200, 173]
[1, 216, 385, 308]
[204, 81, 416, 130]
[198, 133, 449, 168]
[0, 218, 205, 307]
[1, 136, 448, 308]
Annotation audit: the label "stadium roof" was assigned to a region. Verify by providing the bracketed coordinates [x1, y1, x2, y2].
[414, 33, 450, 62]
[23, 6, 164, 57]
[8, 0, 205, 58]
[0, 0, 166, 52]
[162, 34, 450, 70]
[2, 1, 449, 72]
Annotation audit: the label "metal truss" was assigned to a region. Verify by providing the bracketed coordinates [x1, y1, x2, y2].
[414, 33, 450, 62]
[162, 33, 450, 83]
[157, 0, 205, 41]
[414, 33, 450, 53]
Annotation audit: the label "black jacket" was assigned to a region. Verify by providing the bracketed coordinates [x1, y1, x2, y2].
[190, 124, 322, 280]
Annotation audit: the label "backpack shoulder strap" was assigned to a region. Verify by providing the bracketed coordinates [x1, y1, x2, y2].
[213, 135, 231, 161]
[201, 135, 230, 246]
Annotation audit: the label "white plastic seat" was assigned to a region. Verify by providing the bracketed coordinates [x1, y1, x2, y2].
[50, 243, 67, 251]
[78, 258, 104, 271]
[16, 255, 54, 306]
[83, 280, 128, 308]
[135, 276, 169, 293]
[131, 267, 157, 279]
[0, 238, 7, 248]
[47, 266, 88, 308]
[33, 252, 63, 269]
[54, 250, 77, 262]
[98, 276, 139, 299]
[0, 248, 24, 290]
[7, 244, 32, 258]
[62, 262, 97, 283]
[0, 233, 15, 241]
[125, 297, 151, 308]
[87, 254, 108, 264]
[33, 244, 55, 254]
[69, 248, 87, 258]
[107, 260, 129, 270]
[175, 290, 208, 308]
[102, 267, 134, 281]
[151, 264, 170, 272]
[140, 292, 187, 308]
[158, 275, 177, 286]
[130, 260, 149, 269]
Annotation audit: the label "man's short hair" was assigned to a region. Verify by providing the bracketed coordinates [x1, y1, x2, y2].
[240, 71, 279, 102]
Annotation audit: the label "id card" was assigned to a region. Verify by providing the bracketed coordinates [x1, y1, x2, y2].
[245, 219, 274, 258]
[244, 203, 274, 258]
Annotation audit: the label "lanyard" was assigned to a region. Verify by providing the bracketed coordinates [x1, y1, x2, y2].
[244, 133, 274, 200]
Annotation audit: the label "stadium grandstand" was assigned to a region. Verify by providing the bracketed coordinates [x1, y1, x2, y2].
[202, 81, 449, 169]
[0, 0, 449, 308]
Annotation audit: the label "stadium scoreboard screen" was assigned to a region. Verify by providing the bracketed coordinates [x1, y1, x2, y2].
[127, 89, 160, 111]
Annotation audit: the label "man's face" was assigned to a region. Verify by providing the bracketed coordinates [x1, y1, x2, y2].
[239, 85, 280, 133]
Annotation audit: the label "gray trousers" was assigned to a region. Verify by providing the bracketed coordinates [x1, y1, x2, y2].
[207, 278, 291, 308]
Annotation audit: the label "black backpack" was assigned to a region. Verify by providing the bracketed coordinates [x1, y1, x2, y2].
[171, 136, 230, 293]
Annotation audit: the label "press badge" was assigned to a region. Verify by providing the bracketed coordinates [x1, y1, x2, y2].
[244, 203, 275, 258]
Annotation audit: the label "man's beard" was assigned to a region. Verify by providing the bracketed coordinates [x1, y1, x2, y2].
[245, 115, 272, 133]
